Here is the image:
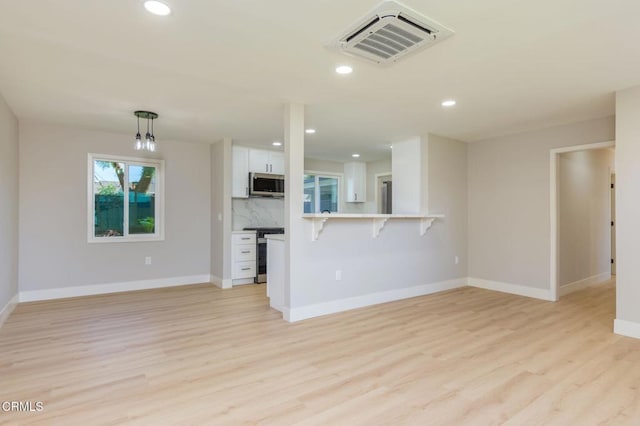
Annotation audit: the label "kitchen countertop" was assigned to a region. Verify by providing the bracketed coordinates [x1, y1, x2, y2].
[302, 213, 444, 219]
[265, 234, 285, 241]
[232, 230, 257, 234]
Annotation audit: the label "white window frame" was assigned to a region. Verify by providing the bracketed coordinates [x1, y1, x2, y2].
[88, 153, 165, 243]
[304, 170, 342, 213]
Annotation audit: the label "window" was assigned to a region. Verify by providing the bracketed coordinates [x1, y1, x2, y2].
[304, 173, 340, 213]
[88, 153, 164, 242]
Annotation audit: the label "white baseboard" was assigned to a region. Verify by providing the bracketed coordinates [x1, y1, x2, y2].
[211, 275, 233, 289]
[232, 278, 255, 286]
[468, 277, 554, 301]
[559, 272, 611, 296]
[614, 319, 640, 339]
[0, 293, 19, 328]
[284, 278, 467, 322]
[19, 274, 212, 302]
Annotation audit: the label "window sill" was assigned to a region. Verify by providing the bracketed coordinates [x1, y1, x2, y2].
[88, 235, 164, 243]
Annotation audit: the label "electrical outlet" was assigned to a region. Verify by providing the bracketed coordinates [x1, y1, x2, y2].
[454, 256, 459, 265]
[335, 270, 342, 281]
[145, 256, 152, 265]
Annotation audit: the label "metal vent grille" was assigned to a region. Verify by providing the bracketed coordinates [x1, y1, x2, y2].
[353, 22, 430, 60]
[332, 1, 454, 65]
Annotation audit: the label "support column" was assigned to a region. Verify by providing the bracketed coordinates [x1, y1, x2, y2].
[284, 103, 305, 316]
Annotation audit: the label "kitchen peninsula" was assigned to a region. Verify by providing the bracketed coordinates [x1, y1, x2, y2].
[265, 212, 444, 314]
[265, 234, 285, 313]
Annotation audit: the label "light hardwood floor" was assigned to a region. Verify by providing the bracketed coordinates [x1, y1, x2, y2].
[0, 279, 638, 425]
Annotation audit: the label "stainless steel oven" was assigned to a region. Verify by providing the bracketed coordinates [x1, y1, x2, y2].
[243, 227, 285, 283]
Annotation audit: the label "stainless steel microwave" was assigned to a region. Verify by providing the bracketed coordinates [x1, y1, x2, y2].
[249, 172, 285, 197]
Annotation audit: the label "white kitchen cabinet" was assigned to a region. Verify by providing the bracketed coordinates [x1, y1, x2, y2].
[249, 149, 284, 175]
[269, 151, 285, 175]
[232, 145, 250, 198]
[231, 232, 256, 280]
[344, 161, 367, 203]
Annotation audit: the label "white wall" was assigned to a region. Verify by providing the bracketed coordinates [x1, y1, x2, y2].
[429, 134, 469, 277]
[558, 149, 614, 287]
[615, 86, 640, 327]
[287, 125, 467, 317]
[18, 122, 211, 293]
[468, 116, 615, 290]
[304, 158, 343, 174]
[391, 137, 427, 214]
[0, 94, 19, 313]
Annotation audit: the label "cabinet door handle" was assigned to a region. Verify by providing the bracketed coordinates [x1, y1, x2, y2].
[241, 250, 250, 254]
[355, 193, 357, 201]
[241, 267, 251, 271]
[270, 164, 273, 173]
[246, 186, 249, 196]
[241, 237, 250, 240]
[266, 164, 269, 172]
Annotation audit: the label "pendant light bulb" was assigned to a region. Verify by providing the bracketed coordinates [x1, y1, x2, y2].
[149, 117, 156, 151]
[145, 116, 152, 150]
[135, 133, 142, 150]
[134, 114, 143, 150]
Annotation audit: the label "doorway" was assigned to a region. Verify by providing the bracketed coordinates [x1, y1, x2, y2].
[375, 173, 392, 214]
[550, 141, 615, 301]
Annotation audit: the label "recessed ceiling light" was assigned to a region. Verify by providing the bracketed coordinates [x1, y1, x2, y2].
[352, 153, 360, 158]
[441, 99, 456, 107]
[336, 65, 353, 75]
[272, 141, 282, 147]
[144, 1, 171, 16]
[305, 128, 316, 134]
[389, 145, 393, 149]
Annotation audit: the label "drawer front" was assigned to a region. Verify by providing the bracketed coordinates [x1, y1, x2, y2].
[232, 233, 256, 245]
[233, 244, 256, 261]
[233, 261, 256, 279]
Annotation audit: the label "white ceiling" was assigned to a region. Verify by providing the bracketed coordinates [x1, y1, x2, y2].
[0, 0, 638, 162]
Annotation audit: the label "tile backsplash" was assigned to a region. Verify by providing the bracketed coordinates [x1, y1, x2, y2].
[232, 197, 284, 230]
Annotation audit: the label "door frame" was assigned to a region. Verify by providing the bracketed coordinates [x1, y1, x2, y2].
[549, 140, 615, 301]
[374, 172, 392, 213]
[611, 172, 616, 276]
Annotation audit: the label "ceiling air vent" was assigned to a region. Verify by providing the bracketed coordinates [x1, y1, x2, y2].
[332, 1, 454, 65]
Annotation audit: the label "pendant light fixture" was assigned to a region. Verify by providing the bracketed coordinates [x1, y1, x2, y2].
[134, 111, 158, 152]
